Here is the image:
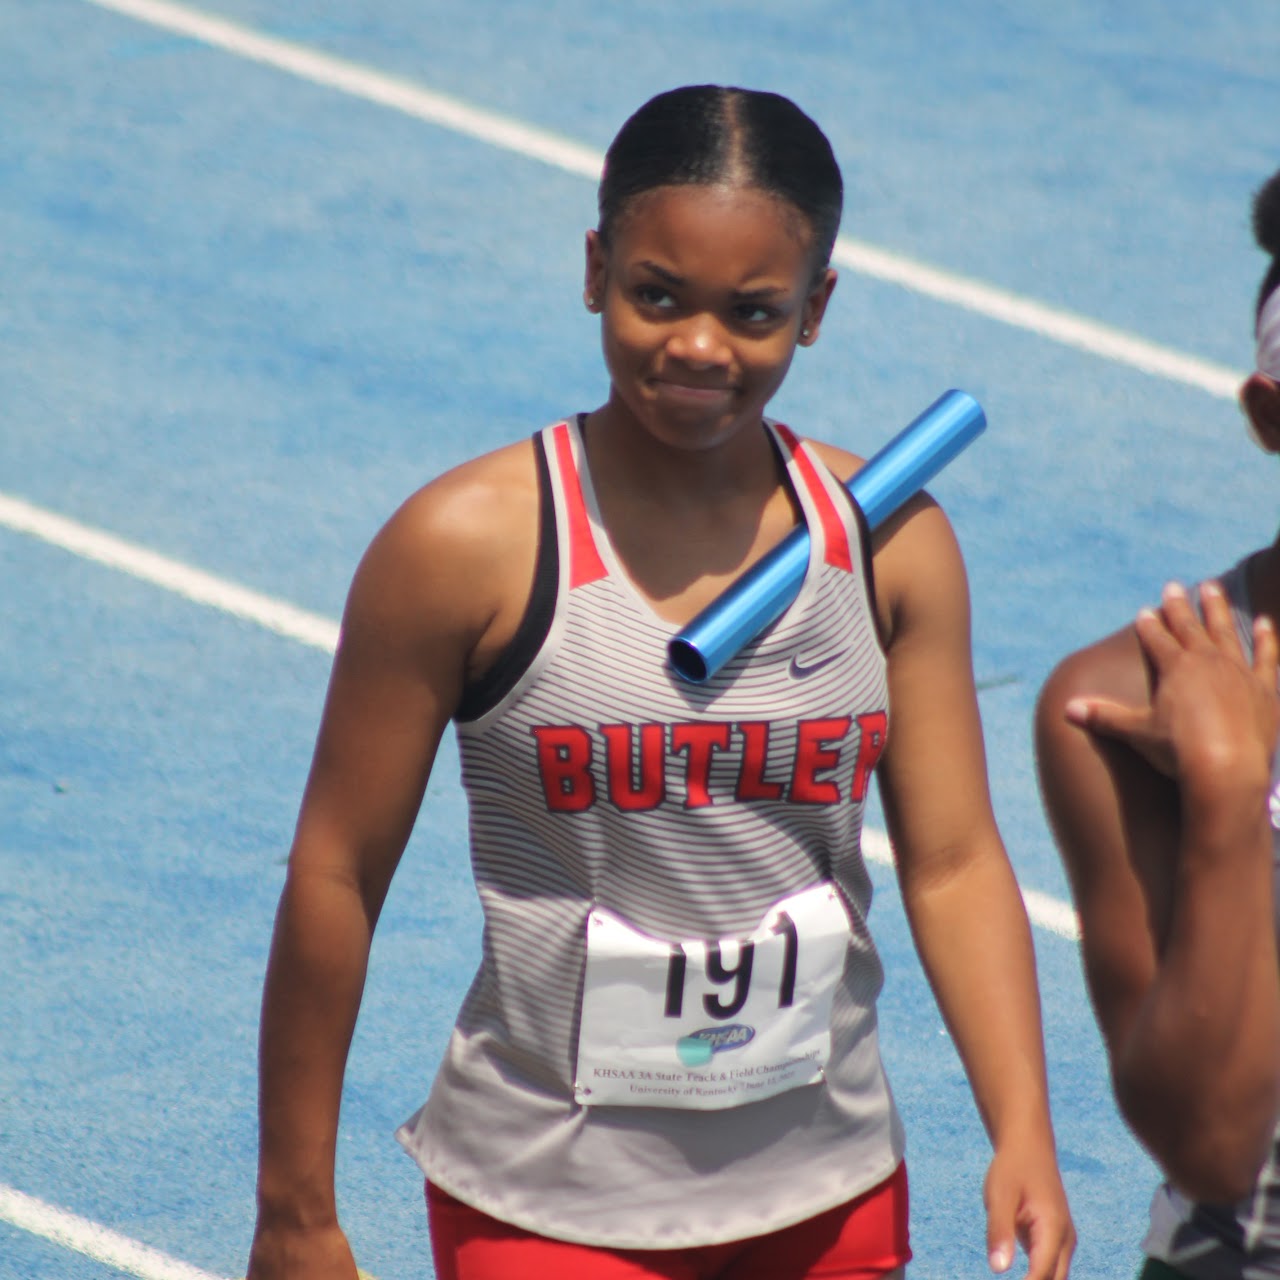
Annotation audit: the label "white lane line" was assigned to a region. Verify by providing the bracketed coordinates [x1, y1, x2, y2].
[1021, 886, 1082, 942]
[82, 0, 603, 180]
[833, 240, 1243, 402]
[80, 0, 1245, 402]
[861, 827, 1079, 942]
[0, 491, 340, 653]
[0, 1183, 231, 1280]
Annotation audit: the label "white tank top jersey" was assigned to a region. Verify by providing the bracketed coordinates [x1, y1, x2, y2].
[1141, 557, 1280, 1278]
[396, 416, 905, 1249]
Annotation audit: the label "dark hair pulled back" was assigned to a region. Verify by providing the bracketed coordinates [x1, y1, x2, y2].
[597, 85, 844, 271]
[1253, 168, 1280, 320]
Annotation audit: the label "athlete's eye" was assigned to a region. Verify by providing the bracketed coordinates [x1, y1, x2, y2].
[635, 284, 676, 309]
[734, 303, 777, 325]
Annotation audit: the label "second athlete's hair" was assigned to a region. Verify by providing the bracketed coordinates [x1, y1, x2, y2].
[1253, 167, 1280, 319]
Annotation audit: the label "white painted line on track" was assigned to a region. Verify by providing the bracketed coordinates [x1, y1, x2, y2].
[82, 0, 603, 180]
[0, 1183, 232, 1280]
[832, 240, 1244, 402]
[81, 0, 1246, 402]
[0, 491, 340, 653]
[841, 816, 1079, 942]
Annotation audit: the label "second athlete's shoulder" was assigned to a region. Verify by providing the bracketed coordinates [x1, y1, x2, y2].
[1038, 626, 1149, 726]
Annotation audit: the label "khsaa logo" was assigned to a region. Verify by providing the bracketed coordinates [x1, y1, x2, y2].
[676, 1024, 755, 1068]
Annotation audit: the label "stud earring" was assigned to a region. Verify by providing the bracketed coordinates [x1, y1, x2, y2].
[801, 326, 812, 339]
[586, 294, 599, 310]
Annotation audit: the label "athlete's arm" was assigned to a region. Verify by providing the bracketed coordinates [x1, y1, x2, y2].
[870, 491, 1073, 1280]
[246, 444, 539, 1280]
[1035, 581, 1280, 1202]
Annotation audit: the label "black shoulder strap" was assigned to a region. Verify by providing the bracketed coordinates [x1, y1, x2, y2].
[454, 434, 559, 722]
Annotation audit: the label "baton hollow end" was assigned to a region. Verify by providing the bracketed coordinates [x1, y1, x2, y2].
[667, 638, 709, 684]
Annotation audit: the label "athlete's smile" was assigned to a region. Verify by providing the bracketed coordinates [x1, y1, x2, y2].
[649, 376, 738, 404]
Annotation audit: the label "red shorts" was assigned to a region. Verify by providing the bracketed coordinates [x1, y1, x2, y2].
[426, 1161, 910, 1280]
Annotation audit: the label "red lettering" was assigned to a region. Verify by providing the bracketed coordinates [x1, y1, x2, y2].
[789, 717, 852, 804]
[670, 722, 731, 808]
[532, 726, 595, 812]
[601, 723, 666, 811]
[736, 722, 785, 801]
[533, 713, 884, 814]
[850, 711, 888, 802]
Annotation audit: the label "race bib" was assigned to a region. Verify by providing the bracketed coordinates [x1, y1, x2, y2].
[574, 883, 852, 1110]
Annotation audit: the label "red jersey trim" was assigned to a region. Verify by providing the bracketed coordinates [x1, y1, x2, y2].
[772, 423, 854, 572]
[550, 421, 608, 589]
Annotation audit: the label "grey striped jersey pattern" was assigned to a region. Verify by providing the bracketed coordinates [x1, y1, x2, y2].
[397, 419, 906, 1249]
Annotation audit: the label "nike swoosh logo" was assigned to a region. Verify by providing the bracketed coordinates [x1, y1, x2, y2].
[789, 653, 842, 679]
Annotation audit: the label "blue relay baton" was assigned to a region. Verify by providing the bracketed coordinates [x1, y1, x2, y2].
[667, 388, 986, 684]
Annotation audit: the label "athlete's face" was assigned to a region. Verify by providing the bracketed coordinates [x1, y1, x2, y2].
[585, 184, 836, 453]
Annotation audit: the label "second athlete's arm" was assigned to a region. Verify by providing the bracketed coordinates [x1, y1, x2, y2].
[1035, 583, 1280, 1202]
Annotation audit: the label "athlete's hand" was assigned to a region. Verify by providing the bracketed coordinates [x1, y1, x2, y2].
[245, 1220, 361, 1280]
[983, 1136, 1075, 1280]
[1064, 581, 1279, 797]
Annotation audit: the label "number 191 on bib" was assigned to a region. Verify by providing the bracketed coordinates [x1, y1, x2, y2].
[575, 883, 853, 1109]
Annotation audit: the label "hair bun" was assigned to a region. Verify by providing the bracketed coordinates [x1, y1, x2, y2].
[1254, 169, 1280, 260]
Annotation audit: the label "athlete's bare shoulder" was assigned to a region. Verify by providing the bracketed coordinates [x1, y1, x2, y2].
[798, 437, 864, 484]
[346, 436, 542, 682]
[400, 437, 538, 544]
[794, 434, 956, 644]
[801, 433, 948, 541]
